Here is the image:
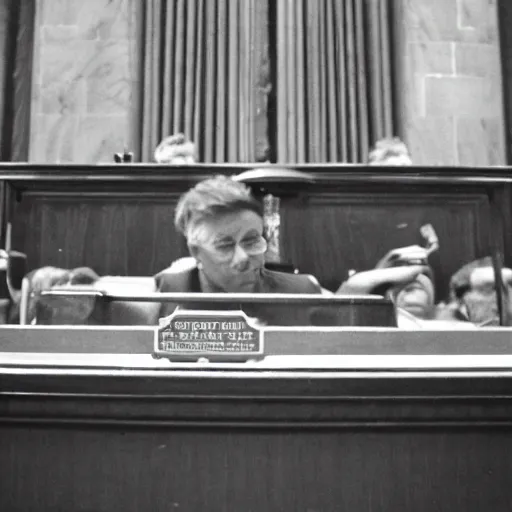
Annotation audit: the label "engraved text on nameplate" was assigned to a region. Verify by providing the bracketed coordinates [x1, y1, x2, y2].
[154, 310, 264, 359]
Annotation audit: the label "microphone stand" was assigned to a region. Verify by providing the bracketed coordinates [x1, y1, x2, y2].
[233, 168, 316, 272]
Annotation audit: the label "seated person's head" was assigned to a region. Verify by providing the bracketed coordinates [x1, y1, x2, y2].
[175, 175, 268, 293]
[338, 244, 436, 320]
[369, 137, 412, 166]
[378, 245, 436, 319]
[449, 257, 512, 325]
[27, 266, 99, 324]
[154, 133, 196, 164]
[22, 266, 160, 326]
[387, 271, 435, 320]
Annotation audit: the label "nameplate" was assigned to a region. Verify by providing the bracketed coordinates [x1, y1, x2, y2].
[154, 310, 264, 361]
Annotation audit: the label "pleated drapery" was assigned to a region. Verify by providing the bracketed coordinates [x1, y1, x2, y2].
[274, 0, 394, 163]
[140, 0, 395, 164]
[0, 0, 35, 162]
[141, 0, 264, 163]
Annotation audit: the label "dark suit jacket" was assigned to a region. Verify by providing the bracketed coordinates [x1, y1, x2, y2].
[155, 268, 321, 326]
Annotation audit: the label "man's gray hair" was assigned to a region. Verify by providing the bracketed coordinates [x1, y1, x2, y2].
[174, 175, 263, 242]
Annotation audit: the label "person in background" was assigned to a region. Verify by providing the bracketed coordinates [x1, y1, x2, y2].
[337, 249, 437, 320]
[385, 269, 436, 321]
[154, 133, 196, 164]
[368, 137, 413, 166]
[437, 257, 512, 326]
[15, 265, 165, 326]
[155, 175, 323, 325]
[18, 266, 100, 325]
[336, 225, 477, 328]
[337, 261, 476, 329]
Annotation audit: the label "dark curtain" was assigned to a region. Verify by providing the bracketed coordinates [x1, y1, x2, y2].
[0, 0, 35, 162]
[274, 0, 394, 163]
[140, 0, 268, 163]
[140, 0, 395, 164]
[496, 0, 512, 264]
[498, 0, 512, 165]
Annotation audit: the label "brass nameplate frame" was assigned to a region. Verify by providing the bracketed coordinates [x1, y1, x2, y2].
[154, 310, 264, 362]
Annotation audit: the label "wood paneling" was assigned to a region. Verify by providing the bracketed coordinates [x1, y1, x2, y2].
[281, 186, 491, 299]
[11, 191, 189, 277]
[2, 426, 512, 511]
[2, 367, 512, 511]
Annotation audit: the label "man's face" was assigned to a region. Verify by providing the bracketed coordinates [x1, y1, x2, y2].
[190, 210, 267, 293]
[394, 276, 434, 319]
[460, 266, 512, 325]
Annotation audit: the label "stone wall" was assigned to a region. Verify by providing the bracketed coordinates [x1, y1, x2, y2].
[29, 0, 139, 163]
[29, 0, 506, 167]
[397, 0, 505, 166]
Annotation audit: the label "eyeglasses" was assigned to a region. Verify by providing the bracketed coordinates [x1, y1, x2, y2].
[202, 235, 268, 262]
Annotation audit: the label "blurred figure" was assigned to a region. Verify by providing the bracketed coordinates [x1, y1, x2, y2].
[17, 266, 160, 326]
[20, 266, 99, 324]
[438, 257, 512, 326]
[369, 137, 412, 166]
[338, 262, 476, 329]
[388, 270, 436, 320]
[338, 253, 436, 320]
[336, 225, 478, 328]
[154, 133, 196, 164]
[338, 226, 438, 318]
[374, 231, 438, 320]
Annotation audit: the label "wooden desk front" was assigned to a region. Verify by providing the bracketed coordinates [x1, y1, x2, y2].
[2, 327, 512, 511]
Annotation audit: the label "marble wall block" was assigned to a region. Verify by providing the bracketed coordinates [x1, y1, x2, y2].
[30, 0, 140, 163]
[457, 118, 504, 166]
[425, 76, 499, 117]
[397, 0, 505, 166]
[406, 0, 460, 43]
[458, 0, 498, 43]
[406, 116, 456, 166]
[408, 42, 454, 75]
[455, 44, 500, 77]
